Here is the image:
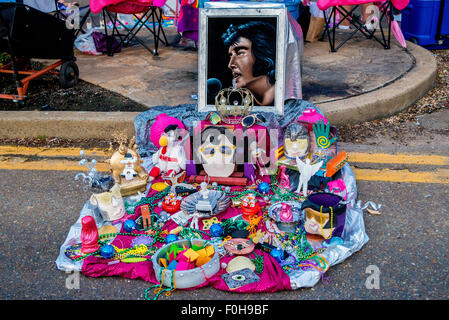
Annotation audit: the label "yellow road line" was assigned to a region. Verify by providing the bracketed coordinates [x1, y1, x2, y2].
[0, 146, 109, 157]
[0, 159, 448, 184]
[348, 152, 449, 166]
[352, 168, 449, 184]
[1, 147, 449, 166]
[0, 159, 110, 172]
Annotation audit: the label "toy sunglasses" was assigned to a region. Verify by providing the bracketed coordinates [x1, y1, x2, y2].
[199, 144, 236, 158]
[241, 113, 266, 128]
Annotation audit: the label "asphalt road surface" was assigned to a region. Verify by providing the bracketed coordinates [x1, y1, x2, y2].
[0, 109, 448, 303]
[0, 154, 448, 301]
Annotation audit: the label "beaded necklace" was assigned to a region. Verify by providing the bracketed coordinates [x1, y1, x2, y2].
[217, 175, 305, 204]
[145, 268, 177, 300]
[124, 187, 171, 219]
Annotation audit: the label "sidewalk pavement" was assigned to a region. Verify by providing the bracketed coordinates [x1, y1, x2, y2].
[0, 27, 437, 139]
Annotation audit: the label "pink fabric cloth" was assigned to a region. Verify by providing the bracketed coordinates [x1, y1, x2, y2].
[81, 176, 293, 293]
[317, 0, 409, 11]
[90, 0, 167, 14]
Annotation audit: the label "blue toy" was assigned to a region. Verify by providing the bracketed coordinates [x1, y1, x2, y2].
[123, 219, 137, 232]
[270, 248, 284, 263]
[257, 182, 271, 194]
[100, 244, 115, 259]
[209, 223, 224, 237]
[165, 234, 179, 244]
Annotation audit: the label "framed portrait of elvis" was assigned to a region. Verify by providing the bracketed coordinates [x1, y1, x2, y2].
[197, 3, 287, 115]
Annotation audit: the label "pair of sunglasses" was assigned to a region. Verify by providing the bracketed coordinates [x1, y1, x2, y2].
[241, 113, 266, 128]
[199, 144, 236, 158]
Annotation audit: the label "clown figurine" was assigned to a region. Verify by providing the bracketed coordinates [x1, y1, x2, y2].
[149, 114, 187, 185]
[120, 153, 138, 181]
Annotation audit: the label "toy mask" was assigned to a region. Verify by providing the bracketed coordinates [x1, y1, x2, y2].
[198, 126, 236, 177]
[90, 184, 125, 222]
[301, 192, 347, 239]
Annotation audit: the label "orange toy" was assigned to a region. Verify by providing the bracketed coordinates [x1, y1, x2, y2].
[325, 151, 348, 177]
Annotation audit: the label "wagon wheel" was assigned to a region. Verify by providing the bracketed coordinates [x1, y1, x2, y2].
[59, 61, 79, 88]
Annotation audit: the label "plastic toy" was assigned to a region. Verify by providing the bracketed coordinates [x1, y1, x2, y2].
[189, 211, 200, 230]
[278, 165, 291, 189]
[327, 178, 348, 201]
[123, 219, 137, 232]
[313, 120, 337, 149]
[80, 215, 100, 254]
[297, 108, 328, 124]
[240, 193, 261, 221]
[257, 181, 271, 194]
[107, 137, 149, 196]
[295, 157, 323, 196]
[279, 203, 293, 222]
[100, 244, 116, 259]
[165, 234, 179, 244]
[140, 204, 151, 229]
[270, 248, 285, 263]
[89, 183, 125, 222]
[209, 223, 224, 237]
[326, 151, 348, 177]
[120, 153, 138, 181]
[301, 192, 347, 239]
[202, 217, 220, 230]
[149, 113, 187, 185]
[284, 122, 309, 158]
[249, 140, 270, 176]
[196, 125, 237, 178]
[162, 192, 182, 214]
[267, 201, 303, 233]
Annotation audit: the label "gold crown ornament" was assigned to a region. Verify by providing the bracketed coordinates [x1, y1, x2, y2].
[215, 86, 254, 124]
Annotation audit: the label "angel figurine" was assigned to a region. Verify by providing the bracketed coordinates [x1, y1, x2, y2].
[189, 211, 200, 230]
[295, 157, 323, 196]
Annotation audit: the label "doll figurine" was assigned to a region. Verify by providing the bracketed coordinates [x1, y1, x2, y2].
[107, 137, 148, 196]
[295, 157, 323, 196]
[120, 153, 138, 181]
[149, 114, 187, 185]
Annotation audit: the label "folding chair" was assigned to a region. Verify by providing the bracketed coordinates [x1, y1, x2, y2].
[319, 0, 394, 52]
[101, 1, 169, 56]
[50, 1, 97, 37]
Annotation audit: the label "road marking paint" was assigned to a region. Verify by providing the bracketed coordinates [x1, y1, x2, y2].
[0, 159, 110, 172]
[1, 147, 449, 166]
[1, 159, 448, 184]
[0, 146, 109, 157]
[348, 152, 449, 166]
[352, 168, 449, 184]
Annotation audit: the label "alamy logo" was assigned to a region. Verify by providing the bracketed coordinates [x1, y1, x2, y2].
[365, 265, 380, 289]
[65, 270, 80, 290]
[65, 7, 80, 30]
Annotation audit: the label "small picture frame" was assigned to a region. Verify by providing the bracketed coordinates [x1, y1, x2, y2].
[198, 5, 287, 115]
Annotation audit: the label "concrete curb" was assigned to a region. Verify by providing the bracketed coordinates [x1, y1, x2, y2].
[0, 42, 437, 139]
[0, 111, 140, 140]
[318, 42, 437, 125]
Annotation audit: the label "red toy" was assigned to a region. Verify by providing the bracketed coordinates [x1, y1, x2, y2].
[240, 193, 261, 221]
[162, 192, 181, 214]
[80, 216, 99, 254]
